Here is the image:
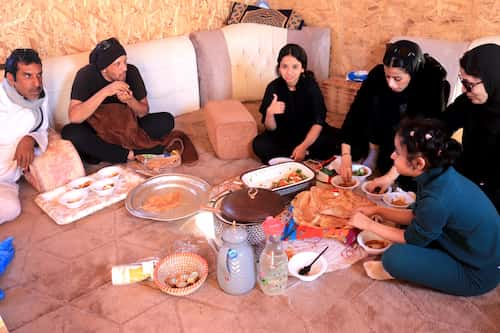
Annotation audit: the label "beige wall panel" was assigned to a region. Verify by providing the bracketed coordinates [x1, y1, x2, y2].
[1, 0, 499, 78]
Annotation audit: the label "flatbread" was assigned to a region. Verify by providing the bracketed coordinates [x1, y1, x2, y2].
[292, 186, 374, 229]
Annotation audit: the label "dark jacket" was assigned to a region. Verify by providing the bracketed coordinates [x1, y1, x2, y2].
[341, 55, 449, 173]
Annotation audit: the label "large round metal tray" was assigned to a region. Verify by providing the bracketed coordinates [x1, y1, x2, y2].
[125, 173, 210, 222]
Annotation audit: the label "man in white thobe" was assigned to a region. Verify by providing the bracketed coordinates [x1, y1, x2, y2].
[0, 49, 49, 224]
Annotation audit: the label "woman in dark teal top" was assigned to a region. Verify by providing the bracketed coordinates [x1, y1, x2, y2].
[349, 118, 500, 296]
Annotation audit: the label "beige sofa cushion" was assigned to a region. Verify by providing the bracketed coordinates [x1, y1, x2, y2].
[29, 36, 200, 129]
[190, 23, 331, 106]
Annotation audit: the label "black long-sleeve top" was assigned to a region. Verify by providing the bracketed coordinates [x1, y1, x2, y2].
[341, 56, 449, 173]
[259, 74, 327, 146]
[441, 94, 500, 190]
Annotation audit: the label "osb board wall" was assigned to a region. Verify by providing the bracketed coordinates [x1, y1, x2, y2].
[271, 0, 499, 76]
[0, 0, 230, 62]
[1, 0, 499, 76]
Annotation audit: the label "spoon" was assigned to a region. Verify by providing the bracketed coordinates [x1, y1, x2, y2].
[298, 246, 328, 276]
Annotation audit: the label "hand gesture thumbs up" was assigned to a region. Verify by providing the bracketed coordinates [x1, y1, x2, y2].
[268, 93, 285, 115]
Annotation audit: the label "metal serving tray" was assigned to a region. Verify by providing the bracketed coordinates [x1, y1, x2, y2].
[125, 173, 210, 222]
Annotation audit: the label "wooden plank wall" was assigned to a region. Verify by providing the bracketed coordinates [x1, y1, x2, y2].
[1, 0, 498, 76]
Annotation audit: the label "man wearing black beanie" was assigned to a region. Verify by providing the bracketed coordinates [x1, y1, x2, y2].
[61, 37, 175, 164]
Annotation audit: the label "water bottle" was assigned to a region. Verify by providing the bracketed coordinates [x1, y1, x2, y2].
[257, 216, 288, 295]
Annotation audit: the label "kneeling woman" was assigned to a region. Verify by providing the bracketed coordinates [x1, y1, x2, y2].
[252, 44, 339, 163]
[349, 118, 500, 296]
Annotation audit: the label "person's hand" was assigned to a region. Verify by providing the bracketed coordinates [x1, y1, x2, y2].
[347, 212, 373, 230]
[267, 94, 285, 116]
[116, 88, 134, 103]
[103, 81, 130, 97]
[353, 205, 379, 217]
[365, 175, 393, 194]
[291, 144, 308, 161]
[340, 154, 352, 181]
[14, 136, 36, 170]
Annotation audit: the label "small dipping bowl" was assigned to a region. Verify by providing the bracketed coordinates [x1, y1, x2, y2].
[361, 181, 392, 200]
[383, 191, 415, 209]
[357, 230, 391, 255]
[288, 251, 328, 282]
[59, 189, 88, 209]
[331, 175, 360, 190]
[97, 166, 121, 181]
[91, 178, 116, 196]
[352, 164, 372, 183]
[68, 176, 94, 193]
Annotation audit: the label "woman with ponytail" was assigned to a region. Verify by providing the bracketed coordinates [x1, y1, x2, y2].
[349, 118, 500, 296]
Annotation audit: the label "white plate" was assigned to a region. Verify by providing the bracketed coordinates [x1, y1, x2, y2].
[268, 157, 294, 165]
[288, 251, 327, 282]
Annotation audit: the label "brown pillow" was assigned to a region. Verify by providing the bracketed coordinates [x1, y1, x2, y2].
[227, 2, 304, 30]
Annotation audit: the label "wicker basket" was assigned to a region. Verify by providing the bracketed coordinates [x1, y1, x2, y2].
[153, 253, 208, 296]
[320, 77, 362, 128]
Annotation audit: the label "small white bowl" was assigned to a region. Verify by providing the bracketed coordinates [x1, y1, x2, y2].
[90, 178, 116, 196]
[97, 166, 121, 180]
[357, 230, 391, 255]
[352, 164, 372, 183]
[268, 157, 294, 165]
[331, 175, 360, 190]
[383, 191, 415, 209]
[361, 181, 392, 200]
[59, 189, 88, 209]
[68, 176, 94, 192]
[288, 251, 328, 282]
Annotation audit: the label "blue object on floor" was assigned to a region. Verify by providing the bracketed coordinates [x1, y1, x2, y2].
[0, 236, 14, 275]
[0, 236, 15, 300]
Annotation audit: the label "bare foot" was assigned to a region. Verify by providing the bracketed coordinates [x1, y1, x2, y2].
[363, 261, 394, 280]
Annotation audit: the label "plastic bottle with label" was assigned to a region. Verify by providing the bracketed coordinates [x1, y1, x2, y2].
[258, 216, 288, 295]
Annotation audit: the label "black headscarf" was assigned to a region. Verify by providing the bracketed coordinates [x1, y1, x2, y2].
[460, 43, 500, 113]
[89, 37, 126, 70]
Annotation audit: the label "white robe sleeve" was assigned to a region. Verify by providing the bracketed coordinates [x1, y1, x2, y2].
[26, 98, 49, 152]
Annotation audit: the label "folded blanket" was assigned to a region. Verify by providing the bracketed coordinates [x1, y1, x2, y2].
[87, 103, 198, 163]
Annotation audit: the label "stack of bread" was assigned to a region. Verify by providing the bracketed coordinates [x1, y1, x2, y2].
[292, 186, 374, 229]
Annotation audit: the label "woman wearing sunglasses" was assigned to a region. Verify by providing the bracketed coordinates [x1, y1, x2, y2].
[340, 40, 449, 189]
[439, 43, 500, 211]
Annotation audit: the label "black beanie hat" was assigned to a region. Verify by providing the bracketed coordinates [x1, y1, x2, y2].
[89, 37, 126, 70]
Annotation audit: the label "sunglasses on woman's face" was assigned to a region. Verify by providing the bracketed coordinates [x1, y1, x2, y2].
[459, 74, 483, 92]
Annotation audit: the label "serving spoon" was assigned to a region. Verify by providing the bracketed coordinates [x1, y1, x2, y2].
[298, 246, 328, 276]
